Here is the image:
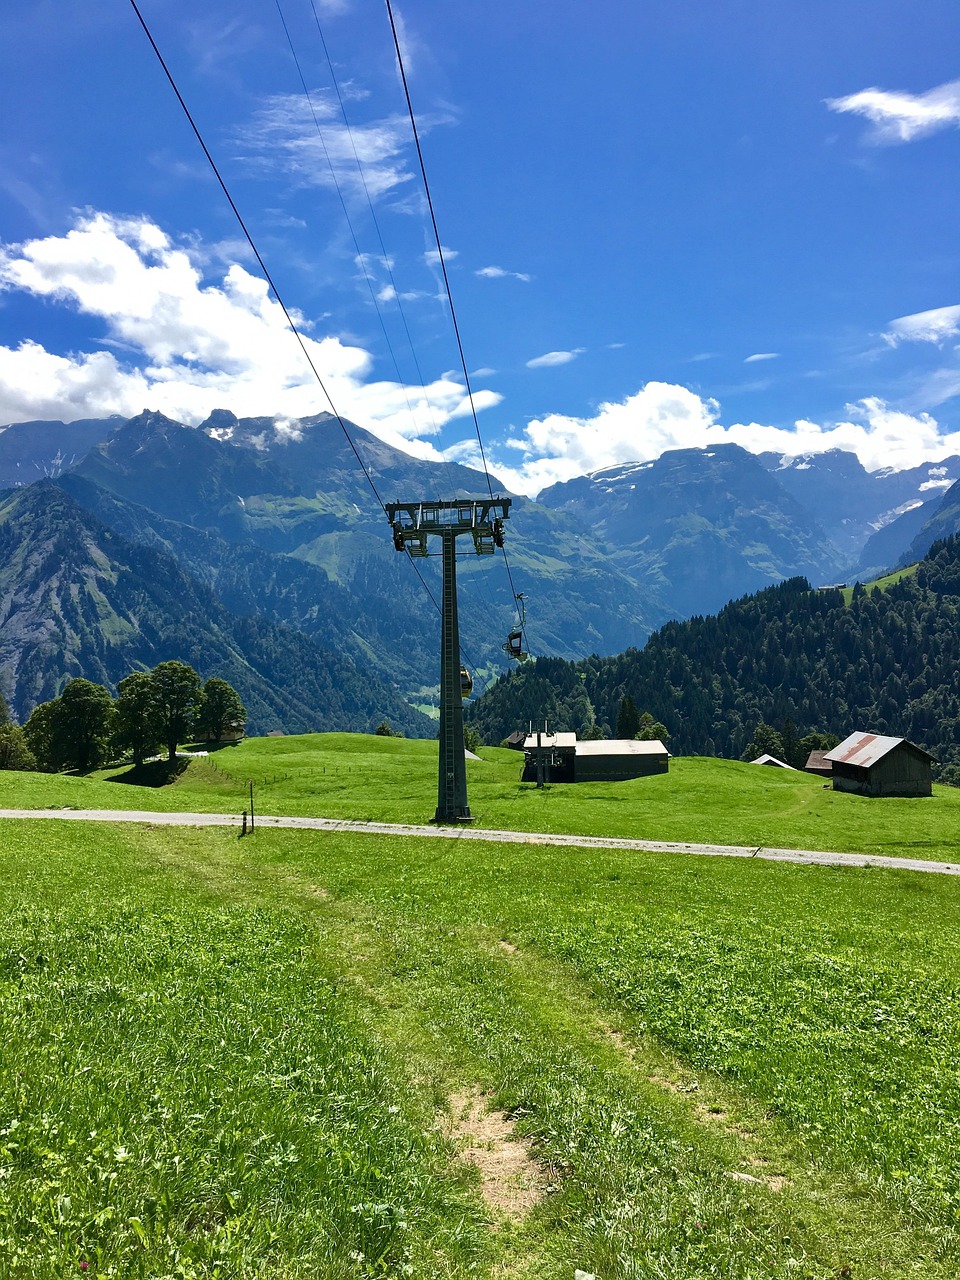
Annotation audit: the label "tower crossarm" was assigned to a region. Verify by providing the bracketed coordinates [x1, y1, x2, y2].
[385, 497, 511, 555]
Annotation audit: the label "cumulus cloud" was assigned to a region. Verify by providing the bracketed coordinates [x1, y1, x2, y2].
[744, 352, 779, 363]
[826, 79, 960, 144]
[490, 381, 960, 497]
[476, 265, 532, 282]
[883, 303, 960, 346]
[526, 348, 585, 369]
[0, 213, 500, 455]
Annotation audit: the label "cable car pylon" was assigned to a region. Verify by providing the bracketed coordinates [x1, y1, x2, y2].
[387, 497, 511, 822]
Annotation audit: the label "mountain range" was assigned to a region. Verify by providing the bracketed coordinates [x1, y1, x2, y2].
[2, 407, 960, 733]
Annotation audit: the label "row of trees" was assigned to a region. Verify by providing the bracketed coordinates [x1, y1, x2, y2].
[8, 662, 246, 774]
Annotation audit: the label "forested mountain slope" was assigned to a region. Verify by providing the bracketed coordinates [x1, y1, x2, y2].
[468, 535, 960, 772]
[0, 482, 433, 737]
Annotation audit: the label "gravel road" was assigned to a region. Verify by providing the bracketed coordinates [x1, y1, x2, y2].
[1, 808, 958, 876]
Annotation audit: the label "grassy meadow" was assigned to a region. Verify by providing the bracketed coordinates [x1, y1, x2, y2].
[4, 739, 960, 1276]
[2, 731, 960, 860]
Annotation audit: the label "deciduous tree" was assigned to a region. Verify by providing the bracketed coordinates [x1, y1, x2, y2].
[0, 724, 36, 771]
[742, 722, 785, 763]
[636, 711, 670, 742]
[151, 661, 203, 762]
[57, 679, 115, 771]
[196, 678, 246, 743]
[113, 671, 162, 766]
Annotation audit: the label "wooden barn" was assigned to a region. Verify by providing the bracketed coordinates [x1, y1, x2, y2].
[823, 732, 935, 797]
[521, 734, 669, 783]
[804, 750, 832, 778]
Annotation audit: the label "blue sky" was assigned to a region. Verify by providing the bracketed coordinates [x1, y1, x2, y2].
[2, 0, 960, 493]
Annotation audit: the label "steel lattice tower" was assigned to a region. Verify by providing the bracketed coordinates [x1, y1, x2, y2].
[386, 498, 511, 822]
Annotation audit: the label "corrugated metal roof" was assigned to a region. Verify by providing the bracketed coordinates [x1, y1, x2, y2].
[823, 731, 934, 767]
[575, 739, 670, 757]
[804, 750, 832, 772]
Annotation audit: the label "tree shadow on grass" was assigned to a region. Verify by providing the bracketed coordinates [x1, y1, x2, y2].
[107, 758, 190, 787]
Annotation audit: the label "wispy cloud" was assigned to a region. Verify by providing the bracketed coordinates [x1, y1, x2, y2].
[883, 303, 960, 345]
[475, 265, 532, 282]
[744, 352, 779, 363]
[826, 79, 960, 144]
[526, 348, 585, 369]
[236, 92, 452, 200]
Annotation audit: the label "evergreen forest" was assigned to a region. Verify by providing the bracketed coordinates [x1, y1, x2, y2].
[467, 533, 960, 776]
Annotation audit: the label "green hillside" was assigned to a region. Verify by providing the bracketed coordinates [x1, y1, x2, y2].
[0, 483, 433, 737]
[468, 533, 960, 771]
[3, 777, 960, 1276]
[3, 732, 960, 860]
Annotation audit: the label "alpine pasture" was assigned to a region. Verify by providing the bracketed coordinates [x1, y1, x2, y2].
[2, 735, 960, 1278]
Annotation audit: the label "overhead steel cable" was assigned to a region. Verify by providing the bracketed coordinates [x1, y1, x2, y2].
[129, 0, 497, 692]
[306, 0, 453, 468]
[274, 0, 459, 497]
[383, 0, 528, 641]
[127, 0, 454, 646]
[300, 0, 505, 658]
[127, 0, 387, 519]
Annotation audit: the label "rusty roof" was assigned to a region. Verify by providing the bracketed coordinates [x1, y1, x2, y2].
[824, 731, 934, 768]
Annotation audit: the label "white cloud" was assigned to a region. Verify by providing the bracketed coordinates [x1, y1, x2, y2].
[236, 92, 449, 200]
[744, 352, 779, 363]
[0, 213, 500, 455]
[425, 246, 457, 266]
[526, 348, 585, 369]
[475, 265, 532, 282]
[883, 303, 960, 346]
[491, 381, 960, 497]
[826, 79, 960, 144]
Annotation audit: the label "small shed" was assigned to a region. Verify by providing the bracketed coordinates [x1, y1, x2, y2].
[804, 750, 832, 778]
[504, 730, 527, 750]
[824, 732, 935, 797]
[750, 754, 794, 769]
[521, 734, 669, 783]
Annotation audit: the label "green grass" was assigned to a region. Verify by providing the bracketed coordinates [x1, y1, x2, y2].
[2, 817, 960, 1276]
[3, 733, 959, 861]
[841, 564, 919, 603]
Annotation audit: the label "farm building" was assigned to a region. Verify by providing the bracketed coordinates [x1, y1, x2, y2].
[750, 753, 794, 769]
[521, 734, 669, 783]
[823, 732, 935, 797]
[804, 750, 833, 778]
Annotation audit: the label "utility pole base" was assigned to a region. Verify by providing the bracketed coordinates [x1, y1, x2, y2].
[432, 809, 475, 824]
